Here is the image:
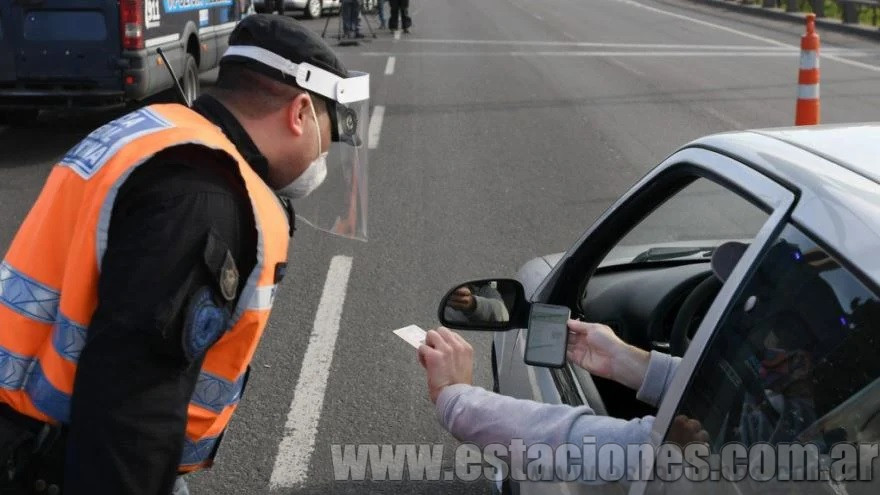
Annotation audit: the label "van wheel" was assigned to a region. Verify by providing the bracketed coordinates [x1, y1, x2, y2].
[0, 109, 39, 126]
[181, 54, 200, 105]
[305, 0, 322, 18]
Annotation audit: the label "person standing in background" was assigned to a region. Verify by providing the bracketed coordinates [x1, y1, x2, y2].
[376, 0, 387, 29]
[388, 0, 412, 33]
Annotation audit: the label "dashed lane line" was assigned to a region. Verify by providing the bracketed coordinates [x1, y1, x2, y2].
[368, 105, 385, 150]
[269, 256, 354, 489]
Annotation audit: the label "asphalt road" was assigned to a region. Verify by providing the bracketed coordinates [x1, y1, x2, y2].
[1, 0, 879, 493]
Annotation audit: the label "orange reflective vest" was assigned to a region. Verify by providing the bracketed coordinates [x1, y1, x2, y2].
[0, 104, 290, 472]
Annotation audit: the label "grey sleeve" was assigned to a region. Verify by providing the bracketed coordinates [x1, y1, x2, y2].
[635, 351, 682, 407]
[470, 295, 510, 323]
[435, 384, 656, 482]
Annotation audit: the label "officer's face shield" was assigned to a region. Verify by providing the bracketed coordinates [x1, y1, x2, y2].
[294, 65, 370, 241]
[220, 46, 370, 240]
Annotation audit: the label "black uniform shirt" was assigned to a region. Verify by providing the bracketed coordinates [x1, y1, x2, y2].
[64, 96, 283, 495]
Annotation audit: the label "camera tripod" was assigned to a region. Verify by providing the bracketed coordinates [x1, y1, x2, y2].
[321, 0, 378, 46]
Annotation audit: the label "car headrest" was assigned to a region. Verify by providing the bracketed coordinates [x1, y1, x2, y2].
[711, 241, 749, 282]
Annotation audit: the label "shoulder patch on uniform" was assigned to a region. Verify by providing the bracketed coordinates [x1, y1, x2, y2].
[183, 287, 230, 362]
[219, 251, 239, 302]
[204, 230, 239, 303]
[59, 107, 172, 179]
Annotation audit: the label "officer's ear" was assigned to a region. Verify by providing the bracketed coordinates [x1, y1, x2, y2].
[285, 92, 313, 138]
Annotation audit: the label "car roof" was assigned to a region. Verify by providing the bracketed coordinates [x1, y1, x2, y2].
[753, 124, 880, 181]
[687, 124, 880, 287]
[692, 123, 880, 184]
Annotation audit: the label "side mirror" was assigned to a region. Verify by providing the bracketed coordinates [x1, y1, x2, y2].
[437, 279, 528, 331]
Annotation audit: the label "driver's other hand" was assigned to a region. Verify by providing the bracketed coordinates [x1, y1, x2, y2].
[667, 414, 710, 447]
[448, 287, 476, 312]
[565, 320, 627, 380]
[418, 327, 474, 403]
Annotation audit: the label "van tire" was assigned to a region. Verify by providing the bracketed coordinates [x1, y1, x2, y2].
[305, 0, 322, 19]
[181, 54, 200, 105]
[0, 109, 39, 126]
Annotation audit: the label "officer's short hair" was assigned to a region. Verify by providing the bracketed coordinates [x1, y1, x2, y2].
[213, 65, 326, 119]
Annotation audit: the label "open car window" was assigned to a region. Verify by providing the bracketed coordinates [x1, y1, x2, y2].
[577, 176, 770, 421]
[601, 178, 768, 268]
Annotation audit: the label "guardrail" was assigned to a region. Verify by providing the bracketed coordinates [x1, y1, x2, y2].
[736, 0, 880, 27]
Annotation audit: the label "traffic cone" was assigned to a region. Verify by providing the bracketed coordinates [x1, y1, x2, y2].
[795, 13, 820, 126]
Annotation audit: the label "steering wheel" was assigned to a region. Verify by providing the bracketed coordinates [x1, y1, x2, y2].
[669, 273, 722, 357]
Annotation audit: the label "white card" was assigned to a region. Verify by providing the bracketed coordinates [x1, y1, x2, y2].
[393, 324, 427, 349]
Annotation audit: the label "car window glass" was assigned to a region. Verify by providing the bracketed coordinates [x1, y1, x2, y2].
[602, 178, 767, 268]
[667, 224, 880, 490]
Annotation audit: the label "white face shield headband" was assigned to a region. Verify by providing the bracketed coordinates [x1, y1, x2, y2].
[221, 45, 371, 241]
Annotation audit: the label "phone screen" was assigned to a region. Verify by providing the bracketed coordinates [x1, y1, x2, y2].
[524, 303, 570, 368]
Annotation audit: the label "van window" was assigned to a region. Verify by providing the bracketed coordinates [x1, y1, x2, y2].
[23, 11, 107, 41]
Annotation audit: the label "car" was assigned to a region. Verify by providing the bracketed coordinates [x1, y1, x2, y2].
[253, 0, 342, 19]
[440, 124, 880, 494]
[0, 0, 253, 123]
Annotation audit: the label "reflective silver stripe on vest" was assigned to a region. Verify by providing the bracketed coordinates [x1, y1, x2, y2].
[0, 261, 60, 324]
[52, 314, 88, 362]
[181, 434, 221, 466]
[190, 371, 245, 413]
[248, 285, 277, 311]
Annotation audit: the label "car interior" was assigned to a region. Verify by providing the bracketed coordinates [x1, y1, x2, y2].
[575, 248, 730, 421]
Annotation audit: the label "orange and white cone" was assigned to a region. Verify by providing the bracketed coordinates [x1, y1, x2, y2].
[795, 13, 820, 126]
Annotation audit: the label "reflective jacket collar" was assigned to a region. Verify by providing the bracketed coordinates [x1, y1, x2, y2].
[192, 95, 270, 182]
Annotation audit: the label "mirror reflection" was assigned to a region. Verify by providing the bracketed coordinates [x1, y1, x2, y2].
[443, 280, 514, 327]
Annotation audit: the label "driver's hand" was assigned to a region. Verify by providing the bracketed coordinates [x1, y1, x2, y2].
[418, 327, 474, 403]
[448, 287, 476, 312]
[566, 320, 651, 390]
[667, 415, 710, 447]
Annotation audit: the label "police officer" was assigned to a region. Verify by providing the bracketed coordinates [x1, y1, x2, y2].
[0, 15, 369, 495]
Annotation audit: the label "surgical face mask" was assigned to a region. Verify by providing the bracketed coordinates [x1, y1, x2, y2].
[276, 99, 329, 200]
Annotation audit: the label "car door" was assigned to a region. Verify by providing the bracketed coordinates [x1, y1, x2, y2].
[507, 145, 796, 494]
[631, 220, 880, 495]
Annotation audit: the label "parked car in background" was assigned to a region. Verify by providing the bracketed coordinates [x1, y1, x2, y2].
[442, 124, 880, 494]
[254, 0, 341, 19]
[0, 0, 253, 124]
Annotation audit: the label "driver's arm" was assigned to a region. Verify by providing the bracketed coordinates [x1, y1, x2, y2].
[635, 351, 681, 407]
[418, 328, 660, 483]
[566, 320, 682, 405]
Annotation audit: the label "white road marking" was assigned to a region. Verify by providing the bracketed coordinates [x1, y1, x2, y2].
[404, 39, 801, 50]
[367, 105, 385, 150]
[613, 0, 880, 73]
[612, 0, 789, 47]
[360, 51, 859, 58]
[533, 13, 544, 20]
[269, 256, 354, 489]
[394, 30, 402, 40]
[384, 56, 396, 75]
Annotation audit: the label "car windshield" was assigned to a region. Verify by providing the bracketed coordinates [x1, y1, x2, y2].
[601, 178, 768, 267]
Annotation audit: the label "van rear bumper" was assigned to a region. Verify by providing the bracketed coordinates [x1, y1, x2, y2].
[0, 88, 127, 110]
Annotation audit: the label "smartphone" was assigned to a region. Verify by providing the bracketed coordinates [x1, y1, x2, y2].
[524, 303, 570, 368]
